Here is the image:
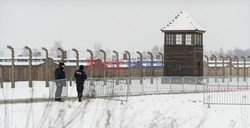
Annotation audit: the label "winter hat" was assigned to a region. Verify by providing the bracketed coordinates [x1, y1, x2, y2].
[59, 62, 65, 66]
[80, 65, 84, 70]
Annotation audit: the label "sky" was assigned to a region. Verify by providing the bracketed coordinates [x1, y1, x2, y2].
[0, 0, 250, 54]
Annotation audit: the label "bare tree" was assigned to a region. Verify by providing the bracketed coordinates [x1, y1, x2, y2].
[21, 47, 29, 57]
[151, 45, 159, 56]
[106, 48, 111, 59]
[142, 50, 147, 59]
[93, 42, 102, 59]
[50, 41, 63, 58]
[219, 48, 224, 56]
[32, 49, 42, 57]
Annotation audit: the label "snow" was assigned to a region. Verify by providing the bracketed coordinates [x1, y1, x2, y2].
[0, 80, 250, 128]
[162, 10, 206, 31]
[1, 93, 250, 128]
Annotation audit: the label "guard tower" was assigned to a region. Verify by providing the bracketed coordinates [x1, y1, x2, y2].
[161, 11, 206, 76]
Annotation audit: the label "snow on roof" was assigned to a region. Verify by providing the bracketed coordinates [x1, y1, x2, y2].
[0, 57, 46, 60]
[162, 10, 205, 31]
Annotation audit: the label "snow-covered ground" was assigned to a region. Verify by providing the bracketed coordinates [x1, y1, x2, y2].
[1, 93, 250, 128]
[0, 80, 250, 128]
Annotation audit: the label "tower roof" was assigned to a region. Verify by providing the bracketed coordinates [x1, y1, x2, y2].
[161, 11, 206, 32]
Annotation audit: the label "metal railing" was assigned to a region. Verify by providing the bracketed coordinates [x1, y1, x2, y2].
[1, 76, 250, 105]
[84, 78, 129, 103]
[203, 77, 250, 106]
[126, 77, 206, 95]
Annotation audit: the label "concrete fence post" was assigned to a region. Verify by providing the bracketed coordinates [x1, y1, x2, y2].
[25, 46, 32, 88]
[57, 48, 64, 62]
[100, 49, 107, 85]
[158, 52, 164, 84]
[7, 45, 15, 88]
[241, 56, 246, 82]
[219, 55, 225, 82]
[72, 48, 79, 86]
[72, 48, 79, 68]
[148, 51, 154, 84]
[137, 51, 143, 84]
[226, 56, 232, 82]
[87, 49, 93, 78]
[234, 56, 239, 83]
[113, 50, 119, 85]
[204, 55, 209, 77]
[42, 47, 49, 87]
[125, 50, 131, 84]
[212, 55, 217, 83]
[158, 52, 163, 76]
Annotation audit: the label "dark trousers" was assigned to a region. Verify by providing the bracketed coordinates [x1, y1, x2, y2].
[55, 80, 66, 100]
[76, 82, 84, 99]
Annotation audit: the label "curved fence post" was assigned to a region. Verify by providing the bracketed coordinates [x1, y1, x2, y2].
[72, 48, 79, 68]
[148, 51, 154, 84]
[113, 50, 119, 85]
[57, 47, 64, 62]
[137, 51, 143, 84]
[125, 50, 131, 84]
[158, 52, 163, 76]
[219, 55, 225, 82]
[212, 55, 217, 83]
[42, 47, 49, 87]
[25, 46, 32, 87]
[204, 55, 209, 77]
[72, 48, 79, 86]
[7, 45, 15, 88]
[234, 56, 239, 83]
[226, 56, 232, 82]
[100, 49, 107, 85]
[87, 49, 93, 78]
[242, 56, 246, 82]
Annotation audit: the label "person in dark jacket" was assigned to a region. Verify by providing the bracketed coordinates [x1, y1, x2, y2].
[74, 65, 87, 102]
[55, 62, 66, 101]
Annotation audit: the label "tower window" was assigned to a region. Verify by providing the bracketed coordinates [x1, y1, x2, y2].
[176, 34, 182, 45]
[185, 34, 192, 45]
[196, 34, 202, 45]
[166, 34, 173, 45]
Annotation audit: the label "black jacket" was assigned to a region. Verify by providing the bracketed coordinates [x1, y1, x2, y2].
[55, 67, 66, 80]
[74, 69, 87, 83]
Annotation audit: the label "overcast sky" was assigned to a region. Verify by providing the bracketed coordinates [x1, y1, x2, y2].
[0, 0, 250, 53]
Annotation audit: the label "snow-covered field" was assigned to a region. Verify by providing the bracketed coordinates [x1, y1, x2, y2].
[1, 93, 250, 128]
[0, 80, 250, 128]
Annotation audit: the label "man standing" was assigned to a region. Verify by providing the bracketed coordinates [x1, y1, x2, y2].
[55, 62, 66, 102]
[74, 65, 87, 102]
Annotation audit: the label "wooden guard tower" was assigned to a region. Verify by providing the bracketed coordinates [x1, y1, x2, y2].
[161, 11, 206, 76]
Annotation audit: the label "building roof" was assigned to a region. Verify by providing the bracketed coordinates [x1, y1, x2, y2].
[161, 10, 206, 32]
